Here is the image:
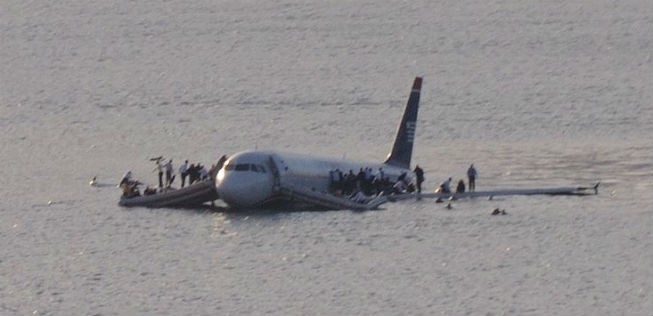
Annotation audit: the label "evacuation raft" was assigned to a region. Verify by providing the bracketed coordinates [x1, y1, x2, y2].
[118, 180, 219, 208]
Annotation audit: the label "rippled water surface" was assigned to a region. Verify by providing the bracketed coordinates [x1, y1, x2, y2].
[1, 1, 651, 315]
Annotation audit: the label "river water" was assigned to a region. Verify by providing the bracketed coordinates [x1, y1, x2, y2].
[1, 1, 651, 315]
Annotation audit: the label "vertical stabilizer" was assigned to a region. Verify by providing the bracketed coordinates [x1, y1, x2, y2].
[384, 77, 422, 169]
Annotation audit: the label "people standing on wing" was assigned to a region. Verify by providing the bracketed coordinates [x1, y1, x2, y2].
[413, 165, 425, 193]
[467, 164, 478, 191]
[164, 159, 174, 187]
[439, 177, 452, 194]
[179, 160, 189, 188]
[153, 159, 164, 188]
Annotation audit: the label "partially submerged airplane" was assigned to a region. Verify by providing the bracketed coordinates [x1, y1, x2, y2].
[215, 77, 424, 210]
[118, 76, 597, 210]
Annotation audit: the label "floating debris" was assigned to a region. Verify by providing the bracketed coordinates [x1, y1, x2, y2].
[491, 208, 507, 215]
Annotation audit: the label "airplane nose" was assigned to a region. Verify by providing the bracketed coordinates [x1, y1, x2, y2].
[215, 170, 273, 208]
[215, 172, 240, 204]
[215, 178, 240, 204]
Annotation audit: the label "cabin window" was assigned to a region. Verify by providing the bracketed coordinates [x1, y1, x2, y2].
[224, 163, 235, 171]
[251, 164, 259, 172]
[257, 165, 267, 173]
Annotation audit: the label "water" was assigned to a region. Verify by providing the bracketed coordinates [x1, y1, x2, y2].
[1, 1, 652, 315]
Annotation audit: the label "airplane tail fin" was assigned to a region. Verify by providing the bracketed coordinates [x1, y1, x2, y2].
[384, 77, 422, 169]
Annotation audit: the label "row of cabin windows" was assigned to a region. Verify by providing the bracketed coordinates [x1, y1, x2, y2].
[224, 163, 267, 173]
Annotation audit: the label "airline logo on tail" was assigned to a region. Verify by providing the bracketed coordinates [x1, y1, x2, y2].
[405, 121, 416, 144]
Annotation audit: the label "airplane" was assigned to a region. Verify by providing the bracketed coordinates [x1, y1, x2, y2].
[215, 77, 423, 209]
[116, 76, 596, 210]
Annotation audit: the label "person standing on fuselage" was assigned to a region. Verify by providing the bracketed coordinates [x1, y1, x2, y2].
[467, 164, 478, 192]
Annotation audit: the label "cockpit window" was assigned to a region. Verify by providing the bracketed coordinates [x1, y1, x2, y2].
[225, 163, 267, 173]
[235, 164, 250, 171]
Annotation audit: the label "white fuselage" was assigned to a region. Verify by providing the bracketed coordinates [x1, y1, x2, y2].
[216, 150, 412, 208]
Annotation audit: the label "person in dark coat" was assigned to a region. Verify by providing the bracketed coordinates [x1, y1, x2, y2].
[467, 164, 478, 192]
[456, 179, 466, 193]
[187, 164, 197, 185]
[413, 165, 424, 193]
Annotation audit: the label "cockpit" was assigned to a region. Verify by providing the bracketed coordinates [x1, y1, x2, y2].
[223, 163, 268, 173]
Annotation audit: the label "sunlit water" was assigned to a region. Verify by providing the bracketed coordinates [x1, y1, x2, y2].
[1, 1, 651, 315]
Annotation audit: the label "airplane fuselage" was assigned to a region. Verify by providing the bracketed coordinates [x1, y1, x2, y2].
[216, 150, 412, 208]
